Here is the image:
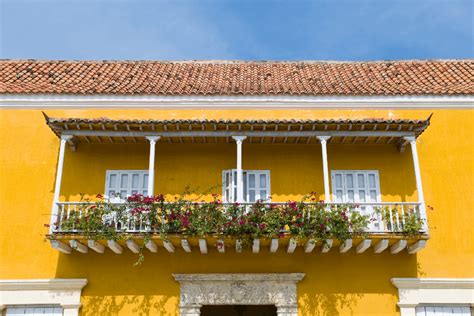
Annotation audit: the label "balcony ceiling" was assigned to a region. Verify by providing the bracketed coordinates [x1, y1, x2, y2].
[44, 113, 431, 147]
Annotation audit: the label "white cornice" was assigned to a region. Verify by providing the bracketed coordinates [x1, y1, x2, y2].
[0, 94, 473, 109]
[0, 279, 88, 291]
[392, 278, 474, 289]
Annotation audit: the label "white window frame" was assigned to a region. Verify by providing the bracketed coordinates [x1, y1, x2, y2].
[4, 305, 63, 315]
[0, 279, 87, 316]
[392, 278, 474, 316]
[331, 170, 381, 203]
[222, 169, 271, 203]
[104, 170, 149, 200]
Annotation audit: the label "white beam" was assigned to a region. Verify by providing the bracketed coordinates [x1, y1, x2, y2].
[339, 239, 353, 253]
[408, 240, 427, 254]
[199, 239, 207, 254]
[356, 239, 372, 253]
[252, 239, 260, 253]
[181, 239, 192, 253]
[235, 239, 242, 253]
[145, 136, 160, 196]
[287, 238, 297, 253]
[304, 240, 316, 253]
[69, 240, 87, 253]
[317, 136, 331, 202]
[404, 136, 428, 232]
[87, 240, 105, 253]
[62, 130, 415, 138]
[163, 240, 175, 253]
[217, 239, 225, 253]
[50, 240, 71, 254]
[126, 239, 140, 253]
[145, 240, 158, 253]
[391, 240, 408, 254]
[270, 239, 279, 253]
[374, 239, 389, 253]
[322, 239, 333, 253]
[232, 136, 247, 202]
[49, 135, 73, 234]
[107, 240, 123, 254]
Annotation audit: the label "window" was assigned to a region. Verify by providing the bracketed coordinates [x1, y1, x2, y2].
[415, 306, 471, 316]
[5, 306, 63, 315]
[105, 170, 149, 199]
[222, 170, 270, 203]
[331, 170, 380, 203]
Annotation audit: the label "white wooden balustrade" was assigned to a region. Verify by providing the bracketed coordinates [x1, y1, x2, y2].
[53, 201, 424, 234]
[51, 201, 427, 255]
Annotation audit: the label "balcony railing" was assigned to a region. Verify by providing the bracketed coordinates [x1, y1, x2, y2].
[53, 201, 424, 235]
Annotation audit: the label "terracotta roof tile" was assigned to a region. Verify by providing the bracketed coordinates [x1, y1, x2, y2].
[1, 60, 473, 96]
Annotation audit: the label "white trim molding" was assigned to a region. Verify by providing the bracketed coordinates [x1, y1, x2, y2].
[173, 273, 304, 316]
[1, 94, 473, 109]
[0, 279, 87, 316]
[392, 278, 474, 316]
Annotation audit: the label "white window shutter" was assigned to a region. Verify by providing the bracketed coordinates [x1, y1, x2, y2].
[105, 170, 149, 201]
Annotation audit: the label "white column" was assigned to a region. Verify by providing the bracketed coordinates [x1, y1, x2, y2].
[50, 135, 73, 233]
[146, 136, 161, 196]
[317, 136, 331, 203]
[232, 136, 247, 203]
[404, 136, 428, 232]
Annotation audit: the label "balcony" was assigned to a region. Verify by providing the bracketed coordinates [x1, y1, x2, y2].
[45, 115, 430, 256]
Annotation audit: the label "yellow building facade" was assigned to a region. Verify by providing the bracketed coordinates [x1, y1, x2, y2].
[0, 60, 473, 316]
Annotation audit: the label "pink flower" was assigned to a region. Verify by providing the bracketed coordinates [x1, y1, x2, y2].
[288, 201, 298, 210]
[258, 223, 266, 230]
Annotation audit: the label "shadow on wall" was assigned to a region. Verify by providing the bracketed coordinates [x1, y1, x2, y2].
[54, 246, 420, 316]
[58, 142, 417, 202]
[84, 295, 174, 316]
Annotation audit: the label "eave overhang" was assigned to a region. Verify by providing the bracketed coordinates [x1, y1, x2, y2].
[44, 113, 431, 149]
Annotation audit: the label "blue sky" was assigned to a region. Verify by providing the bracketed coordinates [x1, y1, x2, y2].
[0, 0, 472, 61]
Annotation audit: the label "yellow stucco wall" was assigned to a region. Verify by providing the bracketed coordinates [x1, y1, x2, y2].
[0, 108, 473, 315]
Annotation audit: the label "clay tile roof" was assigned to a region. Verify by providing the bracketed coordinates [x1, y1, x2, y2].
[1, 59, 473, 96]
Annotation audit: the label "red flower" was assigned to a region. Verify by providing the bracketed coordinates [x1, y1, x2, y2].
[96, 194, 103, 199]
[154, 194, 165, 202]
[89, 205, 97, 210]
[143, 196, 154, 204]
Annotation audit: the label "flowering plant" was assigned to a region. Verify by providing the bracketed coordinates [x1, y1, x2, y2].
[53, 192, 423, 264]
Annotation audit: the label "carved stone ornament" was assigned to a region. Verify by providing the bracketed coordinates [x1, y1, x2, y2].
[173, 273, 305, 316]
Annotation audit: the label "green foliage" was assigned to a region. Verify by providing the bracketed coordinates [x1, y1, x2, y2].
[375, 206, 424, 237]
[52, 192, 422, 265]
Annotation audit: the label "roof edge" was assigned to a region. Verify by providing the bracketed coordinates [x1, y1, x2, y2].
[3, 94, 473, 109]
